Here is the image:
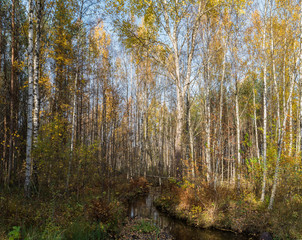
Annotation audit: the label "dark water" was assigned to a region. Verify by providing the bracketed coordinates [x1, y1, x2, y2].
[128, 191, 256, 240]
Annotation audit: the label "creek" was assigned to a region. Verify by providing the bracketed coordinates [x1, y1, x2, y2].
[128, 190, 255, 240]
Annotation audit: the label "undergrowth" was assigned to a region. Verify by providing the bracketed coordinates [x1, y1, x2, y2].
[132, 219, 159, 233]
[154, 178, 302, 239]
[0, 176, 150, 240]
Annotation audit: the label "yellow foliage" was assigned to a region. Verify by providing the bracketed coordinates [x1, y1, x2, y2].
[90, 22, 111, 59]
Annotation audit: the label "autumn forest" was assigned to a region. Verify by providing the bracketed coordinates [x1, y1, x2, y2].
[1, 0, 302, 239]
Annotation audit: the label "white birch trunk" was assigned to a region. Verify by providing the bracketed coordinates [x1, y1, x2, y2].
[253, 88, 260, 160]
[297, 102, 301, 156]
[269, 63, 296, 209]
[270, 1, 281, 141]
[300, 0, 302, 158]
[215, 43, 226, 188]
[283, 55, 286, 120]
[33, 0, 41, 145]
[289, 96, 293, 156]
[261, 0, 268, 202]
[205, 59, 212, 183]
[235, 80, 241, 190]
[161, 0, 202, 179]
[32, 0, 42, 188]
[24, 0, 34, 196]
[187, 93, 195, 178]
[66, 70, 78, 191]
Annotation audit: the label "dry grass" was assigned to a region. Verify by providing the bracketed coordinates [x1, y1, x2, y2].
[155, 179, 302, 239]
[0, 176, 149, 240]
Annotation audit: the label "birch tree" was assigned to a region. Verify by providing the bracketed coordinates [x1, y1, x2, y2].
[33, 0, 42, 149]
[217, 37, 227, 185]
[66, 1, 84, 192]
[32, 0, 43, 187]
[261, 0, 268, 202]
[111, 0, 207, 179]
[24, 0, 34, 197]
[300, 0, 302, 158]
[235, 73, 241, 189]
[269, 0, 281, 142]
[253, 86, 260, 160]
[268, 56, 296, 209]
[8, 0, 16, 185]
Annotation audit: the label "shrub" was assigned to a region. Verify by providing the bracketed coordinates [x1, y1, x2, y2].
[132, 219, 159, 233]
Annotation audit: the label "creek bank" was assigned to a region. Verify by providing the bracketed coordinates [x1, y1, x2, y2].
[154, 197, 260, 238]
[153, 181, 275, 239]
[154, 197, 258, 237]
[126, 185, 254, 240]
[153, 178, 302, 239]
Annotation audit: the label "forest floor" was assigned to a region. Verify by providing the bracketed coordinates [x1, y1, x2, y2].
[1, 177, 302, 239]
[0, 176, 153, 240]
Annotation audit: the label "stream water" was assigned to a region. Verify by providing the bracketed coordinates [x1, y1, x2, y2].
[128, 191, 256, 240]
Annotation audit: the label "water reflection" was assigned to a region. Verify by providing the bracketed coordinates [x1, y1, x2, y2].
[128, 193, 255, 240]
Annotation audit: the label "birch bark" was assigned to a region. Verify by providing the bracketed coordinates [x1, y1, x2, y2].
[253, 87, 260, 160]
[33, 0, 41, 146]
[32, 0, 42, 187]
[8, 0, 16, 185]
[269, 62, 296, 209]
[235, 79, 241, 190]
[300, 0, 302, 158]
[214, 41, 226, 188]
[261, 0, 268, 202]
[205, 57, 212, 183]
[24, 0, 34, 197]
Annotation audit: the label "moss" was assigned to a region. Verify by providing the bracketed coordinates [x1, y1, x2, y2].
[132, 219, 159, 233]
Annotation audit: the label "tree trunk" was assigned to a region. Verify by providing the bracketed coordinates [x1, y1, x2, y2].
[300, 0, 302, 159]
[269, 62, 295, 210]
[24, 0, 34, 197]
[188, 99, 195, 178]
[215, 43, 226, 188]
[8, 0, 16, 186]
[33, 0, 41, 148]
[33, 0, 42, 188]
[205, 62, 212, 183]
[235, 80, 241, 190]
[270, 2, 281, 142]
[253, 87, 260, 160]
[300, 39, 302, 159]
[102, 77, 107, 172]
[296, 100, 300, 157]
[289, 95, 293, 156]
[175, 87, 183, 179]
[261, 0, 268, 202]
[66, 69, 78, 192]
